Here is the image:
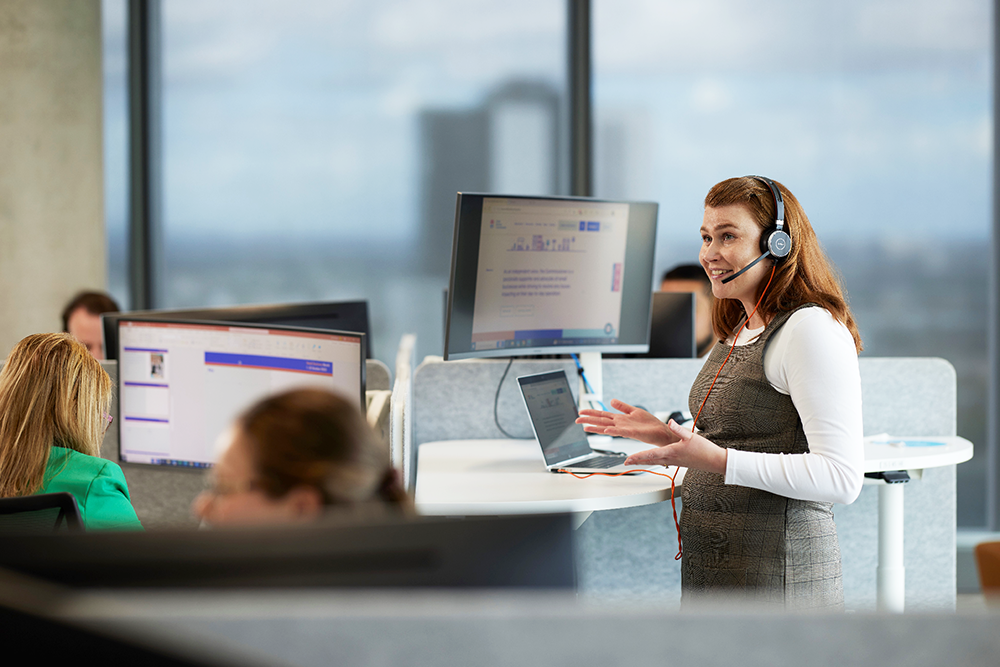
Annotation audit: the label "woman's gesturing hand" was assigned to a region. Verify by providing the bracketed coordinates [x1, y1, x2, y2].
[624, 419, 728, 474]
[576, 399, 678, 448]
[577, 400, 728, 474]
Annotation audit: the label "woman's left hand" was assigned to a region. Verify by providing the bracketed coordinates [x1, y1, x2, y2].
[624, 419, 729, 475]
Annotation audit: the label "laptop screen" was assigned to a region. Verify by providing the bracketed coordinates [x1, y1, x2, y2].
[117, 318, 364, 468]
[517, 370, 592, 466]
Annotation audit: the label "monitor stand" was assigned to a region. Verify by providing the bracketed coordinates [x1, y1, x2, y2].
[576, 351, 604, 412]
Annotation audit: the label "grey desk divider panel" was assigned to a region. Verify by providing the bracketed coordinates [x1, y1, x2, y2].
[365, 359, 391, 391]
[841, 357, 959, 611]
[412, 356, 963, 610]
[55, 591, 1000, 667]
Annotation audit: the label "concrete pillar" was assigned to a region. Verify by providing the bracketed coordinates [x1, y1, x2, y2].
[0, 0, 105, 356]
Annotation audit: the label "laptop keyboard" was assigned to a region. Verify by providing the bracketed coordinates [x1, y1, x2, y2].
[568, 455, 627, 469]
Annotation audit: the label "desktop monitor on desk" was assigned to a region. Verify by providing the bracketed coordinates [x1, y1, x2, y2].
[444, 193, 658, 361]
[102, 300, 371, 361]
[605, 292, 696, 360]
[0, 513, 576, 590]
[116, 317, 365, 468]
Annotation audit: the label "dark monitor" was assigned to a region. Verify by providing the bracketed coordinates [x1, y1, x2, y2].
[102, 300, 371, 360]
[116, 317, 365, 468]
[444, 194, 658, 360]
[645, 292, 697, 358]
[0, 514, 575, 590]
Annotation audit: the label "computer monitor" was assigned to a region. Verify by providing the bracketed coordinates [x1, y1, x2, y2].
[644, 292, 697, 358]
[444, 194, 658, 360]
[116, 317, 365, 468]
[0, 513, 575, 589]
[102, 300, 371, 361]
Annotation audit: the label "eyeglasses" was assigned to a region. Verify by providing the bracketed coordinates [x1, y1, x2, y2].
[102, 412, 114, 435]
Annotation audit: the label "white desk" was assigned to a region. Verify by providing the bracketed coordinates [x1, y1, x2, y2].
[415, 438, 682, 528]
[416, 435, 972, 612]
[863, 435, 973, 613]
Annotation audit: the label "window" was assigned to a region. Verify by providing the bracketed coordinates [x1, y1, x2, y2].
[103, 0, 129, 309]
[105, 0, 994, 526]
[155, 0, 566, 362]
[593, 0, 991, 526]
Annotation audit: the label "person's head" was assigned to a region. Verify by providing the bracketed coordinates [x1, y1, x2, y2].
[61, 291, 120, 360]
[660, 263, 715, 356]
[193, 388, 410, 526]
[701, 176, 862, 352]
[0, 333, 113, 497]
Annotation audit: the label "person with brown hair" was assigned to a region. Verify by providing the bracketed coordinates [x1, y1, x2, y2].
[0, 333, 142, 530]
[577, 176, 863, 610]
[193, 388, 411, 526]
[61, 290, 120, 360]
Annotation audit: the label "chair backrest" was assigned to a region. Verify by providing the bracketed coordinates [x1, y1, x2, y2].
[974, 541, 1000, 598]
[0, 492, 84, 533]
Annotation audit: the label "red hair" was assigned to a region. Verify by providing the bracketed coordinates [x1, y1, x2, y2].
[705, 177, 862, 352]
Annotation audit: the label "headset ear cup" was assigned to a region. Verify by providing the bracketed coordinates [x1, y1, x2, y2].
[760, 227, 776, 255]
[768, 229, 791, 259]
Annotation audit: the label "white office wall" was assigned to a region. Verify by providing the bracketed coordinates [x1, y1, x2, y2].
[0, 0, 106, 356]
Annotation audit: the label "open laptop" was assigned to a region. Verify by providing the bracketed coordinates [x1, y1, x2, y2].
[516, 370, 658, 474]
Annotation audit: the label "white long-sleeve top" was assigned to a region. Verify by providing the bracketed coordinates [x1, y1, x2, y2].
[720, 306, 864, 505]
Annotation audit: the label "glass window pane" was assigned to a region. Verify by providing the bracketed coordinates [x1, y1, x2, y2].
[594, 0, 990, 526]
[159, 0, 566, 362]
[102, 0, 129, 310]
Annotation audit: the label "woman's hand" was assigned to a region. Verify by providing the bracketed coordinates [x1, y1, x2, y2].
[576, 399, 678, 448]
[577, 400, 728, 474]
[625, 419, 728, 474]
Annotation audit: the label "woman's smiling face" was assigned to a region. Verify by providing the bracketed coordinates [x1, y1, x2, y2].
[699, 204, 767, 310]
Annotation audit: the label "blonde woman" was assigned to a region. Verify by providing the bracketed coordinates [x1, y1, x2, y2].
[0, 333, 142, 530]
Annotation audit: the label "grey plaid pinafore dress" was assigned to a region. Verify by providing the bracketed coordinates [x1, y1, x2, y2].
[681, 307, 844, 610]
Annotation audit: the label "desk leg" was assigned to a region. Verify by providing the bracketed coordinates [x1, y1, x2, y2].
[877, 483, 905, 613]
[572, 511, 593, 530]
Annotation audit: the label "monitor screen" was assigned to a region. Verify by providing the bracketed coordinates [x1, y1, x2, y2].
[444, 194, 658, 360]
[117, 318, 365, 468]
[102, 300, 371, 361]
[0, 513, 575, 589]
[647, 291, 697, 358]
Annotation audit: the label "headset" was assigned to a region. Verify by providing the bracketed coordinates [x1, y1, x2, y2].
[720, 175, 792, 284]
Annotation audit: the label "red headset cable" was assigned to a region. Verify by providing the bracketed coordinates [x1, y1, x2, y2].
[567, 264, 778, 561]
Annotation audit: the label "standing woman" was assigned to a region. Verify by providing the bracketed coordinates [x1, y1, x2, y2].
[577, 176, 863, 609]
[0, 333, 143, 530]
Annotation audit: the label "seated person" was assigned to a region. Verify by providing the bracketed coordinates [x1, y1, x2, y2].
[193, 388, 411, 526]
[0, 333, 143, 530]
[61, 290, 120, 360]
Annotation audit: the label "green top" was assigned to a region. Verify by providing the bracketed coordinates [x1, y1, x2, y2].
[36, 447, 144, 531]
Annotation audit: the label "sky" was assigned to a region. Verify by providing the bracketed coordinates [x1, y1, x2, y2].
[102, 0, 991, 250]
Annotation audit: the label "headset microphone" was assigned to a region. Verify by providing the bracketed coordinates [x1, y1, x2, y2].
[720, 175, 790, 285]
[721, 251, 770, 284]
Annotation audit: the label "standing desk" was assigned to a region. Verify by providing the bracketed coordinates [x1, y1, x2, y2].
[416, 434, 972, 612]
[863, 436, 972, 612]
[415, 438, 683, 527]
[412, 356, 963, 610]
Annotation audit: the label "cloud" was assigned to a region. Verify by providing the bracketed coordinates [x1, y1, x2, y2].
[594, 0, 989, 74]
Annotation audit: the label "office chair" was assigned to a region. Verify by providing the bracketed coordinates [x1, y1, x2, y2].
[974, 540, 1000, 604]
[0, 492, 84, 533]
